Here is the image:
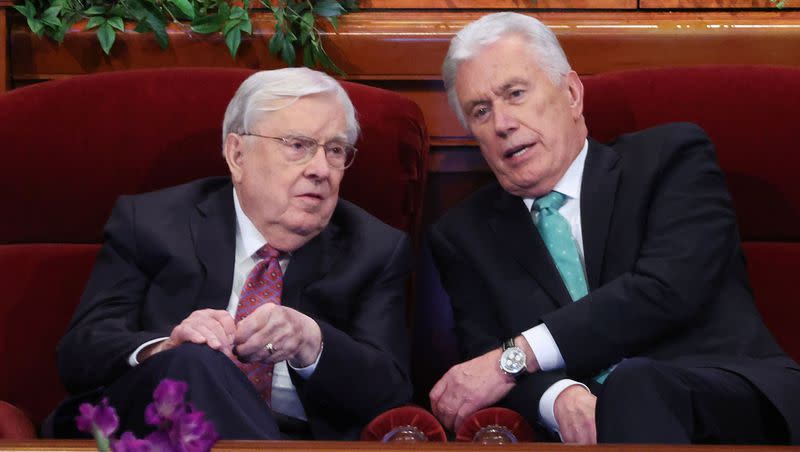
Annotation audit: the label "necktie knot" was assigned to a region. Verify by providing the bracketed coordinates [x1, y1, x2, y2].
[255, 244, 281, 260]
[533, 191, 567, 213]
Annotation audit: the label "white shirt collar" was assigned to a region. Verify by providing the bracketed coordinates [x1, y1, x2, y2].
[523, 139, 589, 211]
[233, 188, 267, 264]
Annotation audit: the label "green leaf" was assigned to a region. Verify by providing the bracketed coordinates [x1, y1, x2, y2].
[229, 6, 246, 20]
[326, 15, 338, 31]
[273, 6, 284, 27]
[97, 22, 116, 54]
[301, 10, 314, 29]
[109, 5, 127, 17]
[170, 0, 195, 20]
[84, 5, 107, 15]
[142, 10, 169, 49]
[52, 16, 77, 42]
[302, 44, 314, 68]
[239, 18, 252, 34]
[315, 45, 344, 75]
[28, 18, 45, 36]
[222, 18, 240, 36]
[85, 16, 105, 30]
[225, 26, 241, 58]
[313, 0, 345, 18]
[12, 0, 36, 19]
[41, 6, 62, 27]
[108, 16, 125, 32]
[268, 29, 283, 55]
[218, 2, 230, 19]
[280, 39, 296, 66]
[191, 13, 224, 33]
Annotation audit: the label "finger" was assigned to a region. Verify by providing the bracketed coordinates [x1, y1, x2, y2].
[194, 323, 223, 349]
[453, 402, 476, 432]
[171, 323, 207, 345]
[429, 374, 448, 405]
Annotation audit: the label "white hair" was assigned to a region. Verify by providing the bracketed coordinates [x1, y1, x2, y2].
[222, 67, 359, 152]
[442, 12, 572, 127]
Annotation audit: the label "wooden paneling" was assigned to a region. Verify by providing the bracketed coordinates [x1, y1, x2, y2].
[11, 10, 800, 150]
[641, 0, 785, 7]
[0, 1, 10, 93]
[360, 0, 636, 9]
[11, 11, 800, 83]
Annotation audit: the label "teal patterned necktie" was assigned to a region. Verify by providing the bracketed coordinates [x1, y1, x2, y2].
[533, 191, 588, 301]
[533, 191, 610, 383]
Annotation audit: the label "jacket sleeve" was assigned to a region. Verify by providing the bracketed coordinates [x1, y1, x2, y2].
[429, 221, 573, 417]
[294, 233, 413, 425]
[544, 124, 742, 376]
[57, 196, 167, 393]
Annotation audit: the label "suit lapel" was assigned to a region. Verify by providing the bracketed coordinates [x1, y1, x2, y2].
[191, 182, 237, 310]
[581, 139, 621, 290]
[489, 189, 573, 308]
[281, 213, 343, 311]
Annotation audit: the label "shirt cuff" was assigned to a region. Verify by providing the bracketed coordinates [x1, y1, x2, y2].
[287, 341, 323, 379]
[538, 379, 588, 436]
[521, 323, 565, 371]
[128, 337, 168, 366]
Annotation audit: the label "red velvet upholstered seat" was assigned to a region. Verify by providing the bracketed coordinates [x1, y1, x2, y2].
[581, 65, 800, 362]
[0, 68, 429, 438]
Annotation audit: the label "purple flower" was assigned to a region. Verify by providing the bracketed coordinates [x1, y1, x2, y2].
[110, 432, 151, 452]
[144, 430, 176, 452]
[145, 379, 188, 425]
[168, 410, 219, 452]
[76, 398, 119, 438]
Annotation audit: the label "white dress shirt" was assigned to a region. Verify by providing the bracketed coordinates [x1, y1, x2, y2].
[129, 188, 320, 421]
[520, 139, 590, 436]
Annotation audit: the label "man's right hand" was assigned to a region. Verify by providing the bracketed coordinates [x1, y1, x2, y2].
[553, 384, 597, 444]
[138, 309, 236, 361]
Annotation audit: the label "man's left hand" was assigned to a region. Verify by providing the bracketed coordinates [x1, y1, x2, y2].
[429, 349, 516, 431]
[234, 303, 322, 367]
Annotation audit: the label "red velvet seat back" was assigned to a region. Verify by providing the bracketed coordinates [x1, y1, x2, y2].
[582, 65, 800, 361]
[0, 68, 428, 427]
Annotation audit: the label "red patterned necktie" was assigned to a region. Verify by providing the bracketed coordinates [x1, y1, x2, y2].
[235, 244, 283, 403]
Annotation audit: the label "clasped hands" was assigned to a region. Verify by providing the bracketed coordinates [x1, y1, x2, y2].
[429, 338, 597, 444]
[141, 305, 323, 368]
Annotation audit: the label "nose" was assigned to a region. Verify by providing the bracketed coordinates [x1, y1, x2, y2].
[303, 144, 331, 180]
[493, 105, 519, 138]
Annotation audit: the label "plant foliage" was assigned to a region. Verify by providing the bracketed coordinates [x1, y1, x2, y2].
[13, 0, 358, 72]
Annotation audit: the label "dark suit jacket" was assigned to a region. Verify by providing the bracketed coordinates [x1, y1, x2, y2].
[430, 123, 800, 442]
[56, 176, 413, 439]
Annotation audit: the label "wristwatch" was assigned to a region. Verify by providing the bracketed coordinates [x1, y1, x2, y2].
[499, 338, 527, 380]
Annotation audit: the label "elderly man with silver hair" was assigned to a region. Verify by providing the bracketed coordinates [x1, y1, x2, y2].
[49, 67, 412, 440]
[429, 12, 800, 444]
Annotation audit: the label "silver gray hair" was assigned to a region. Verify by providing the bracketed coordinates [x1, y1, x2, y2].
[222, 67, 360, 152]
[442, 12, 572, 127]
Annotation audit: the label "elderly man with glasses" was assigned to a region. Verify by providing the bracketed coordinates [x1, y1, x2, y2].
[49, 68, 412, 441]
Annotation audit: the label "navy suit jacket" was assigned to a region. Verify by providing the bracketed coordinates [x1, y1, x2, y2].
[57, 176, 413, 439]
[430, 123, 800, 442]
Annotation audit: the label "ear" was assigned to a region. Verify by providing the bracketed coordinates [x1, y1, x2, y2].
[223, 133, 246, 184]
[564, 71, 584, 121]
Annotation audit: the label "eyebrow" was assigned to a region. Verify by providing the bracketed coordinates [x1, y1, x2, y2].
[463, 77, 532, 113]
[493, 77, 531, 96]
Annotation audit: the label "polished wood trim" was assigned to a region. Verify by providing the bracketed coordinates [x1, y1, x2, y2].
[0, 4, 9, 92]
[641, 0, 789, 7]
[10, 11, 800, 84]
[359, 0, 636, 8]
[0, 440, 797, 451]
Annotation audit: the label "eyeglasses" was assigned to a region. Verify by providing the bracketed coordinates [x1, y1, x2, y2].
[241, 133, 358, 170]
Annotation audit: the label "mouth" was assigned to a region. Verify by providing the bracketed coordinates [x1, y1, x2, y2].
[503, 142, 536, 160]
[296, 192, 327, 203]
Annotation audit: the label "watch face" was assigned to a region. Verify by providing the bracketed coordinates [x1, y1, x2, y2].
[501, 347, 526, 374]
